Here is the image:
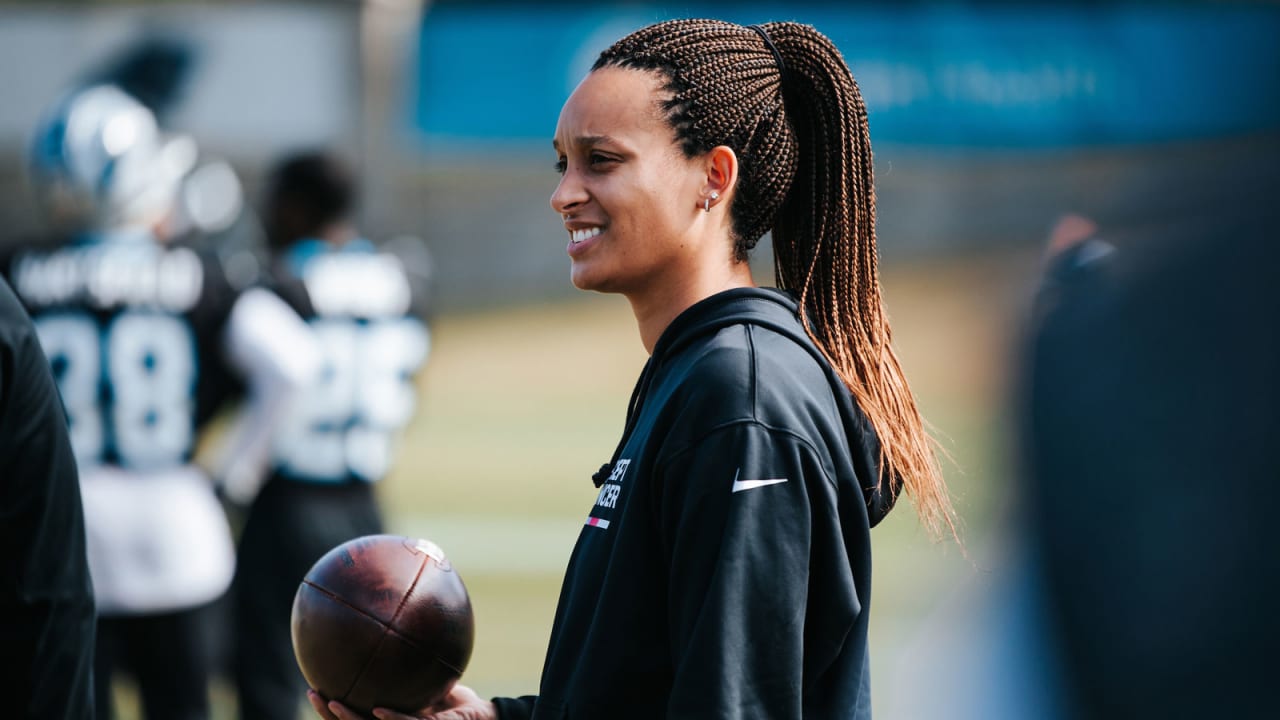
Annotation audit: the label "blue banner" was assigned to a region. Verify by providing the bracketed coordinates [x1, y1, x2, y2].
[412, 3, 1280, 148]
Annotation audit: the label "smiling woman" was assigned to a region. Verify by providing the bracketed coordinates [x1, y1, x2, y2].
[552, 68, 754, 350]
[310, 17, 954, 720]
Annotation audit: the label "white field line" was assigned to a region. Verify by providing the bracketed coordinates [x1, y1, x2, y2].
[389, 513, 583, 576]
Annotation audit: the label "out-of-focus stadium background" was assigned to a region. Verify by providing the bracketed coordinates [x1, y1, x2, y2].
[2, 1, 1277, 718]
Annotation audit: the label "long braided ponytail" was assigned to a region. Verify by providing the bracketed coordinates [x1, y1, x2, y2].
[595, 19, 956, 539]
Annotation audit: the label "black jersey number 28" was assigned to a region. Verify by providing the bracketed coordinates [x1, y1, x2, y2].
[35, 311, 196, 470]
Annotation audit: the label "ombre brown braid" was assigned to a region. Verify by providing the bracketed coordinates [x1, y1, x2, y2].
[595, 19, 957, 540]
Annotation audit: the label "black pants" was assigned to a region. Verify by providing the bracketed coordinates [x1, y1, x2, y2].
[233, 477, 383, 720]
[95, 605, 215, 720]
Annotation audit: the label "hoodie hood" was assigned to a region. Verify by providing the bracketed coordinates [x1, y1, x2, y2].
[646, 286, 900, 527]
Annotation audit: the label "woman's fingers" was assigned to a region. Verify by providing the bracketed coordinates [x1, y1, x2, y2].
[307, 690, 339, 720]
[328, 700, 372, 720]
[307, 691, 374, 720]
[308, 685, 495, 720]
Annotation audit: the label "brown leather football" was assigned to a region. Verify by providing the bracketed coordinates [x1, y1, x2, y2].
[290, 534, 475, 717]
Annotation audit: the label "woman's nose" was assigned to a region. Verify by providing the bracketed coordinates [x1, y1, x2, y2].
[550, 169, 588, 214]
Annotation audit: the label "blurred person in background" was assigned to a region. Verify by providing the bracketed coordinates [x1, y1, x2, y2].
[6, 83, 319, 720]
[0, 274, 96, 720]
[312, 18, 953, 720]
[233, 150, 432, 720]
[884, 198, 1279, 720]
[1021, 198, 1280, 718]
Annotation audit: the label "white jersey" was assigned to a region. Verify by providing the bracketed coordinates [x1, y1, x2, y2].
[266, 239, 430, 485]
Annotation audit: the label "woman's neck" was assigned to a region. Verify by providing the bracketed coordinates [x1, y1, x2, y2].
[627, 260, 756, 354]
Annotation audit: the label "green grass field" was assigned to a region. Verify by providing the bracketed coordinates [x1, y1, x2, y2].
[114, 248, 1038, 719]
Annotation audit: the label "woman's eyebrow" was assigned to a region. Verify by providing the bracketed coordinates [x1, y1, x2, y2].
[552, 135, 619, 152]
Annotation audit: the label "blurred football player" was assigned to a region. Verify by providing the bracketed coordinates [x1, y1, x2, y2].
[8, 84, 320, 720]
[232, 151, 432, 720]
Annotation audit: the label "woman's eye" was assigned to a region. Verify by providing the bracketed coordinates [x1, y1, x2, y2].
[554, 153, 616, 174]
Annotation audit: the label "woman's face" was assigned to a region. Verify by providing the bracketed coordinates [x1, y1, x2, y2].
[551, 67, 709, 297]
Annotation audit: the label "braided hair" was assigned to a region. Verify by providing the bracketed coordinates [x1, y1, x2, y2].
[595, 19, 956, 539]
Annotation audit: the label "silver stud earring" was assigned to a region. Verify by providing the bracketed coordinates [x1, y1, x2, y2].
[704, 191, 720, 212]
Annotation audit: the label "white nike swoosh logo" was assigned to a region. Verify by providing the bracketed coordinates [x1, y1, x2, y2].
[731, 468, 788, 493]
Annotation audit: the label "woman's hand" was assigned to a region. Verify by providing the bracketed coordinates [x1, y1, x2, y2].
[307, 690, 359, 720]
[307, 686, 498, 720]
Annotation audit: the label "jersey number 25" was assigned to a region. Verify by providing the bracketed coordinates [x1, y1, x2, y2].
[275, 317, 429, 482]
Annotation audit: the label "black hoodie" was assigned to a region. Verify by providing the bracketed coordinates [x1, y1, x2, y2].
[494, 287, 898, 720]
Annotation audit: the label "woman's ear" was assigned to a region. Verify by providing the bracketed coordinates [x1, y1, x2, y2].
[704, 145, 738, 210]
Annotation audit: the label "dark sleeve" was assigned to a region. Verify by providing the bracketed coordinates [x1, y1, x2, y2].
[191, 250, 248, 426]
[491, 695, 538, 720]
[0, 278, 96, 720]
[657, 422, 858, 720]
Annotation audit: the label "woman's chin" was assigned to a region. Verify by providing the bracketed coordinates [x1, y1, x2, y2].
[570, 258, 636, 294]
[569, 263, 605, 292]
